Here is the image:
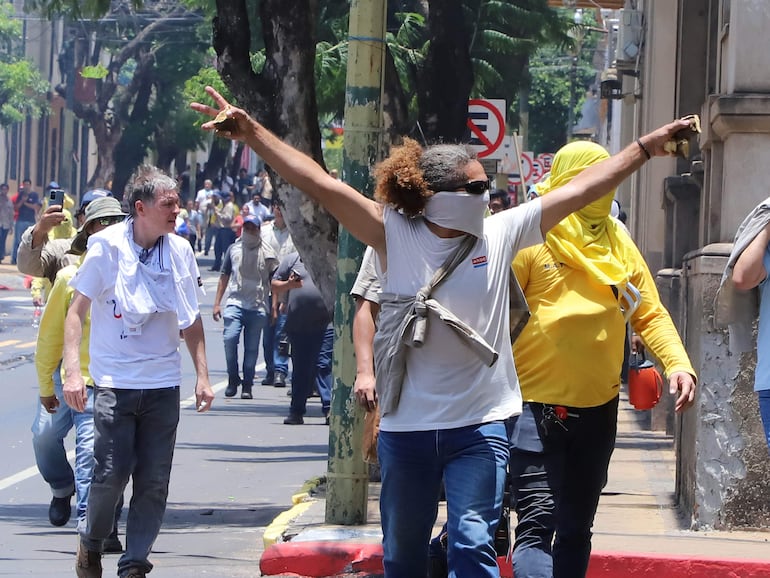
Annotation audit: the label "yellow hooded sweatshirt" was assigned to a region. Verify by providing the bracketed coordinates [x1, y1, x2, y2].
[512, 141, 695, 407]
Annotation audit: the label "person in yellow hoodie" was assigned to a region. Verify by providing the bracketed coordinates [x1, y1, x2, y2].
[508, 141, 697, 578]
[32, 196, 127, 549]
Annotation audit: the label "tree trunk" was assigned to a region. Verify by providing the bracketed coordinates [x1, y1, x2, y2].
[204, 138, 231, 184]
[418, 0, 474, 143]
[88, 120, 121, 192]
[112, 58, 155, 197]
[382, 45, 410, 151]
[213, 0, 338, 310]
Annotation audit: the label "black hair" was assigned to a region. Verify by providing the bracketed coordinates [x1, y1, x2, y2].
[490, 188, 511, 208]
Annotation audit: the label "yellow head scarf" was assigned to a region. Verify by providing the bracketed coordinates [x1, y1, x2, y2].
[538, 141, 630, 291]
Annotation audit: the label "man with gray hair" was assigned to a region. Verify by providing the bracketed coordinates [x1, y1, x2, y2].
[63, 166, 215, 578]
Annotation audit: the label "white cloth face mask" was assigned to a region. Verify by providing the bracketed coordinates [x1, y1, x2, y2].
[423, 190, 490, 238]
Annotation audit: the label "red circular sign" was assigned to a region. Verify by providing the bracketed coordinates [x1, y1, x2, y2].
[467, 99, 505, 159]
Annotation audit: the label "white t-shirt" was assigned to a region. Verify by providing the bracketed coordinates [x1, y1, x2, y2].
[195, 188, 213, 213]
[70, 230, 201, 390]
[350, 246, 383, 303]
[380, 200, 543, 432]
[261, 222, 296, 261]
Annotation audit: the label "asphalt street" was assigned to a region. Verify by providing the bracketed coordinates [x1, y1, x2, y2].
[0, 256, 330, 576]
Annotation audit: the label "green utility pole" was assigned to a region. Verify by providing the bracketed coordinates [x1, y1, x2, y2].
[325, 0, 387, 525]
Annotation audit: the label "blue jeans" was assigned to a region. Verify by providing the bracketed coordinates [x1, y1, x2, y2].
[31, 368, 94, 530]
[263, 309, 289, 376]
[0, 226, 9, 261]
[12, 219, 33, 263]
[213, 227, 236, 270]
[82, 386, 180, 577]
[509, 398, 618, 578]
[378, 421, 509, 578]
[204, 224, 217, 255]
[287, 325, 333, 416]
[223, 304, 268, 388]
[757, 390, 770, 453]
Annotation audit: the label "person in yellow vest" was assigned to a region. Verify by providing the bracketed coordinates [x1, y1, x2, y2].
[33, 197, 127, 548]
[508, 141, 696, 578]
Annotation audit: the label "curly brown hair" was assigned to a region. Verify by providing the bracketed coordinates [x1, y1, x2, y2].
[373, 138, 430, 216]
[373, 138, 478, 216]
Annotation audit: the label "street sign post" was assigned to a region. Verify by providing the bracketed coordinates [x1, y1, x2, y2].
[467, 99, 506, 159]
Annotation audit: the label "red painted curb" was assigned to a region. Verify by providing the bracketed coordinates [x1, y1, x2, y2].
[261, 542, 770, 577]
[260, 542, 383, 577]
[586, 551, 770, 578]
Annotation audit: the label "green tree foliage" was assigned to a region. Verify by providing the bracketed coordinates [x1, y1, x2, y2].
[526, 8, 602, 154]
[466, 0, 567, 101]
[304, 1, 571, 142]
[0, 1, 48, 126]
[32, 0, 211, 192]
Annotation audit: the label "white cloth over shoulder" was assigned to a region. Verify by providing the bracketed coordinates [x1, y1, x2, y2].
[374, 292, 498, 414]
[715, 197, 770, 353]
[377, 202, 543, 432]
[94, 220, 200, 332]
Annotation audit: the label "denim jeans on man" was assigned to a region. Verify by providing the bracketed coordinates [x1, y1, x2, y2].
[223, 304, 268, 388]
[0, 226, 10, 261]
[82, 385, 180, 577]
[203, 223, 217, 255]
[12, 219, 34, 264]
[263, 310, 289, 378]
[508, 397, 618, 578]
[378, 420, 509, 578]
[31, 367, 94, 530]
[213, 227, 236, 270]
[757, 390, 770, 453]
[287, 324, 333, 416]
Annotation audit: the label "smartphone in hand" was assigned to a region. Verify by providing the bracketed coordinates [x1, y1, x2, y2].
[48, 189, 65, 208]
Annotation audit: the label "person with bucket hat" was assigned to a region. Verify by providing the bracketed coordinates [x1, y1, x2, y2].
[212, 213, 277, 398]
[507, 141, 696, 578]
[16, 188, 113, 284]
[32, 196, 126, 548]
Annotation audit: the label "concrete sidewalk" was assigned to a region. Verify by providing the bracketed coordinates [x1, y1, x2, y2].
[0, 262, 26, 291]
[260, 392, 770, 577]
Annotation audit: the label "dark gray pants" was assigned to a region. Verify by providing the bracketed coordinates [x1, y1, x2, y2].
[81, 386, 180, 577]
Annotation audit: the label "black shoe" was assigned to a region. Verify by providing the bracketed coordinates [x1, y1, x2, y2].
[209, 266, 220, 272]
[224, 382, 238, 397]
[48, 494, 72, 527]
[273, 372, 287, 388]
[103, 530, 123, 553]
[241, 387, 253, 399]
[283, 414, 304, 425]
[286, 387, 292, 397]
[261, 373, 275, 386]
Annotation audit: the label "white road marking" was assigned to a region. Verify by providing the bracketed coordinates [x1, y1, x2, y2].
[0, 377, 240, 491]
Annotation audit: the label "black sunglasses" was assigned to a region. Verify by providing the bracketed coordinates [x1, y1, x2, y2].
[452, 180, 490, 195]
[97, 216, 125, 226]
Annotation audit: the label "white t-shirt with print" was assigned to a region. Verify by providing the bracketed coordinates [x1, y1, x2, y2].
[380, 200, 543, 432]
[70, 230, 200, 390]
